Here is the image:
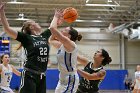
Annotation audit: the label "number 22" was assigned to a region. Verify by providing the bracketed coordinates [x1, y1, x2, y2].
[39, 47, 47, 55]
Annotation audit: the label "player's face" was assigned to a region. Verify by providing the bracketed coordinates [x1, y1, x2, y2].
[93, 49, 104, 65]
[27, 20, 42, 34]
[2, 54, 10, 64]
[136, 65, 140, 71]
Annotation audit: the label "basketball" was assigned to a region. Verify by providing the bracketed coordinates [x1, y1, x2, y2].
[63, 7, 78, 23]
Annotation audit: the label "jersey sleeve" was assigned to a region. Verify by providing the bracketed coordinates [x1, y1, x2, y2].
[135, 72, 138, 78]
[16, 32, 30, 46]
[41, 28, 52, 40]
[85, 61, 92, 68]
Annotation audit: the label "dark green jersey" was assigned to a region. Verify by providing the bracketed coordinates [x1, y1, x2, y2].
[16, 29, 51, 72]
[78, 62, 103, 93]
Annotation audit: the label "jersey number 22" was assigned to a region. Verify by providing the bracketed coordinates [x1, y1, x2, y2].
[39, 47, 48, 55]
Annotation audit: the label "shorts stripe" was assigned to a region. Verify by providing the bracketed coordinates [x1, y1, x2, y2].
[63, 75, 71, 93]
[19, 69, 26, 92]
[63, 75, 75, 93]
[71, 75, 75, 93]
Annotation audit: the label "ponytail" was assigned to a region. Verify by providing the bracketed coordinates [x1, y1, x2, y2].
[101, 49, 112, 66]
[77, 34, 82, 41]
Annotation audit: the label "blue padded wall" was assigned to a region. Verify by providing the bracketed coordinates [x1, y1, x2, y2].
[99, 70, 128, 90]
[10, 69, 22, 90]
[46, 69, 59, 89]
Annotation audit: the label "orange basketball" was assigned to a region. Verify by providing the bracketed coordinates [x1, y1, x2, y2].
[63, 7, 78, 23]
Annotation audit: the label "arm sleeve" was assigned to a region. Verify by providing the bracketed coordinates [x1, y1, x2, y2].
[16, 32, 29, 46]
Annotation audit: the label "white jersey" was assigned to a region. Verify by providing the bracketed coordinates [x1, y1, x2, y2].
[55, 43, 79, 93]
[134, 71, 140, 89]
[135, 71, 140, 79]
[57, 44, 78, 74]
[0, 64, 13, 87]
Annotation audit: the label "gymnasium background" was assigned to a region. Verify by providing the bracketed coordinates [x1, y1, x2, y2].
[0, 0, 140, 92]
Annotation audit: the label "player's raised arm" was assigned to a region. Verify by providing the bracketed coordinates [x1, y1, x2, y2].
[0, 1, 18, 39]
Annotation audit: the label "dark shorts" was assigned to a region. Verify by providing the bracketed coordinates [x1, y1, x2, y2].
[19, 69, 46, 93]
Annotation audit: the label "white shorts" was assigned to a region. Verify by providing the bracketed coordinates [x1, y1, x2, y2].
[55, 73, 79, 93]
[134, 79, 140, 89]
[0, 86, 14, 93]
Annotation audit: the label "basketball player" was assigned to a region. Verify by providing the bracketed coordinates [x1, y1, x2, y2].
[0, 53, 21, 93]
[76, 49, 112, 93]
[133, 65, 140, 93]
[0, 2, 51, 93]
[49, 10, 82, 93]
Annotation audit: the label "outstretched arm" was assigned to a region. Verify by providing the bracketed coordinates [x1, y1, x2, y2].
[49, 9, 63, 29]
[77, 69, 106, 80]
[50, 28, 75, 52]
[11, 65, 21, 76]
[0, 1, 17, 39]
[50, 10, 75, 52]
[77, 54, 89, 66]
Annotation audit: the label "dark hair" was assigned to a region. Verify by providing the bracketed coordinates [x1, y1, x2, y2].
[69, 26, 82, 42]
[0, 54, 9, 63]
[21, 23, 32, 35]
[101, 49, 112, 66]
[17, 21, 32, 50]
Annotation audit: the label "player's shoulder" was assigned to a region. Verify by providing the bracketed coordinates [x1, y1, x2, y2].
[0, 64, 3, 68]
[0, 64, 3, 71]
[9, 64, 15, 69]
[8, 64, 13, 67]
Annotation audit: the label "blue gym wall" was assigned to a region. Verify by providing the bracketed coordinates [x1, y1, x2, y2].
[10, 69, 128, 90]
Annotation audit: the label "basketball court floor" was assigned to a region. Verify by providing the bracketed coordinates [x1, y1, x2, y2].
[46, 90, 132, 93]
